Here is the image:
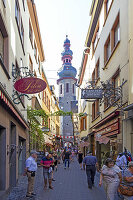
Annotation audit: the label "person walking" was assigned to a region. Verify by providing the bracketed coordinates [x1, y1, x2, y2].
[83, 151, 98, 189]
[53, 151, 58, 171]
[99, 158, 122, 200]
[40, 152, 54, 189]
[78, 150, 83, 169]
[119, 161, 133, 200]
[24, 150, 38, 198]
[64, 150, 71, 169]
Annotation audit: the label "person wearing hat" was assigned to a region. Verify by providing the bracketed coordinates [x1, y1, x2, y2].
[40, 152, 54, 189]
[83, 151, 98, 189]
[122, 161, 133, 200]
[24, 150, 38, 198]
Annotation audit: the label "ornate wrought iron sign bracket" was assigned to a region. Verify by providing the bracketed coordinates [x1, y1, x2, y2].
[12, 63, 34, 105]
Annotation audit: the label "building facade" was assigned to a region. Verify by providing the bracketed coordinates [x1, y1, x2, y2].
[0, 0, 47, 194]
[57, 36, 77, 144]
[78, 0, 131, 164]
[0, 0, 29, 193]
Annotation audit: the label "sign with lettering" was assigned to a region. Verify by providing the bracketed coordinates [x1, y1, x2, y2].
[14, 77, 47, 94]
[81, 89, 103, 99]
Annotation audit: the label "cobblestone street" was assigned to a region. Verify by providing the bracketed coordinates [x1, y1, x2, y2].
[5, 159, 106, 200]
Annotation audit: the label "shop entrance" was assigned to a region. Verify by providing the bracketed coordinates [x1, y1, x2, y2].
[9, 122, 16, 188]
[18, 137, 26, 176]
[0, 126, 6, 191]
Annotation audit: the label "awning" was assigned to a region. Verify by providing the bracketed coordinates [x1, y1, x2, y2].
[79, 141, 89, 148]
[0, 87, 29, 129]
[96, 136, 110, 145]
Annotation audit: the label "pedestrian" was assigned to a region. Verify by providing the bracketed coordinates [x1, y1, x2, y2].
[118, 161, 133, 200]
[53, 151, 58, 171]
[24, 150, 38, 198]
[83, 151, 98, 189]
[64, 149, 71, 169]
[99, 158, 122, 200]
[116, 153, 127, 170]
[40, 152, 54, 189]
[78, 150, 83, 169]
[50, 153, 56, 182]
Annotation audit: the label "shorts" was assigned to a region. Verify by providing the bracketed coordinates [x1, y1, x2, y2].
[43, 168, 52, 180]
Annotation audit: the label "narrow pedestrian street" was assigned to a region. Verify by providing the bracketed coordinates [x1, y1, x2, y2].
[5, 159, 106, 200]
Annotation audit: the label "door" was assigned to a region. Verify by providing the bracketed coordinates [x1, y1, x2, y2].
[0, 126, 6, 190]
[9, 122, 16, 188]
[18, 137, 26, 176]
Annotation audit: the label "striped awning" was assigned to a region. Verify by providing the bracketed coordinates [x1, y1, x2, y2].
[0, 89, 29, 129]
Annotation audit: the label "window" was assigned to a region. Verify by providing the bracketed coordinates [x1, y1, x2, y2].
[15, 0, 24, 51]
[34, 41, 37, 61]
[29, 55, 33, 71]
[92, 100, 99, 120]
[22, 0, 25, 10]
[112, 69, 120, 97]
[20, 19, 24, 47]
[15, 0, 20, 27]
[0, 14, 9, 77]
[92, 23, 99, 54]
[47, 96, 48, 107]
[80, 116, 87, 131]
[66, 59, 68, 63]
[94, 27, 99, 50]
[60, 85, 62, 94]
[104, 35, 111, 64]
[45, 92, 46, 104]
[92, 69, 95, 87]
[111, 14, 120, 50]
[92, 102, 96, 120]
[95, 59, 100, 80]
[2, 0, 6, 7]
[49, 100, 50, 111]
[106, 0, 112, 14]
[66, 83, 69, 93]
[73, 84, 75, 94]
[38, 57, 41, 73]
[48, 119, 50, 129]
[0, 31, 4, 63]
[29, 20, 33, 46]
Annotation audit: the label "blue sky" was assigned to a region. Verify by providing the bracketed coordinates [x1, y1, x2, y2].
[35, 0, 92, 95]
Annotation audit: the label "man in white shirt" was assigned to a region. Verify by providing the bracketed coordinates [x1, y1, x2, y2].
[24, 150, 38, 197]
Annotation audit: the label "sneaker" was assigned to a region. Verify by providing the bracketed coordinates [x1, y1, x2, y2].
[31, 193, 36, 196]
[26, 194, 33, 198]
[64, 167, 66, 169]
[88, 186, 92, 189]
[52, 179, 56, 181]
[49, 186, 53, 189]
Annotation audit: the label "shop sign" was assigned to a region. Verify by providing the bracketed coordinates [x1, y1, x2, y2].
[96, 121, 119, 136]
[14, 77, 47, 94]
[81, 89, 103, 99]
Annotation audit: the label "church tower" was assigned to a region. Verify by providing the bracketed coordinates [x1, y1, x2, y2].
[57, 36, 77, 140]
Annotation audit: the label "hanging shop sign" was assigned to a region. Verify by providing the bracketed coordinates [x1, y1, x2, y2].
[81, 89, 103, 99]
[14, 77, 47, 94]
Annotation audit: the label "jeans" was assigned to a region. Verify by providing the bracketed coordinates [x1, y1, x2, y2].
[86, 165, 96, 188]
[65, 159, 70, 168]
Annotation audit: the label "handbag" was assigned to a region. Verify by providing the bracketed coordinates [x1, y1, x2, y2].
[118, 183, 133, 196]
